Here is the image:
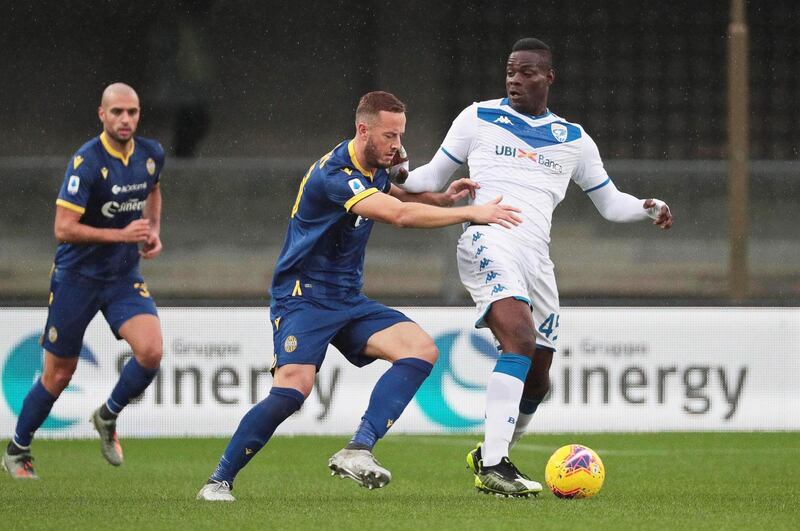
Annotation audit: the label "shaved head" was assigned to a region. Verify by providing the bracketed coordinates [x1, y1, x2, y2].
[101, 82, 139, 108]
[98, 82, 141, 147]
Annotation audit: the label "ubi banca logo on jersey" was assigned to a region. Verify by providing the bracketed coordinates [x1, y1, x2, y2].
[102, 198, 147, 218]
[494, 145, 563, 173]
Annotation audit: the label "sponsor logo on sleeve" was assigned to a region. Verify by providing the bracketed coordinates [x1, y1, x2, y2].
[347, 178, 364, 195]
[67, 175, 80, 195]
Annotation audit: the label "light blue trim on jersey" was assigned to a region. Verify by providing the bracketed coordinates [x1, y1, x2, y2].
[440, 146, 464, 165]
[493, 353, 531, 382]
[500, 98, 552, 119]
[478, 107, 581, 148]
[474, 295, 531, 329]
[584, 177, 612, 193]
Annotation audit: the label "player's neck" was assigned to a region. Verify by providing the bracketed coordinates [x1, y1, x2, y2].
[101, 131, 133, 156]
[352, 139, 377, 174]
[511, 103, 548, 117]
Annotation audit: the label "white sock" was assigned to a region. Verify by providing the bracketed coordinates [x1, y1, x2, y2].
[510, 412, 534, 449]
[482, 372, 525, 467]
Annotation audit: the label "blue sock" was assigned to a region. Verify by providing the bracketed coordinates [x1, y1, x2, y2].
[349, 358, 433, 450]
[13, 379, 57, 448]
[106, 357, 159, 415]
[210, 387, 304, 485]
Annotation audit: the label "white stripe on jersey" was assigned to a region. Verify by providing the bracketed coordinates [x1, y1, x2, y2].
[440, 98, 609, 249]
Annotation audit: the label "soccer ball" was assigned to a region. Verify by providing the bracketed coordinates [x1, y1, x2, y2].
[545, 444, 605, 499]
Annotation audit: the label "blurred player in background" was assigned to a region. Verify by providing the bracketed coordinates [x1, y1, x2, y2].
[402, 38, 674, 497]
[197, 91, 521, 501]
[2, 83, 166, 479]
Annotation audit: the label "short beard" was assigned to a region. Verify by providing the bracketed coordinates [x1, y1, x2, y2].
[107, 129, 133, 145]
[364, 136, 390, 169]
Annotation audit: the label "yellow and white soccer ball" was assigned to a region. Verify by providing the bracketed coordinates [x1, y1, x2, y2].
[545, 444, 605, 499]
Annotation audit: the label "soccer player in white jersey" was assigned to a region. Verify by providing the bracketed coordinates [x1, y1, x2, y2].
[402, 38, 673, 497]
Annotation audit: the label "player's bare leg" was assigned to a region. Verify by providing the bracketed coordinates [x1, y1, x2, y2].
[329, 322, 436, 489]
[471, 298, 543, 497]
[91, 314, 162, 466]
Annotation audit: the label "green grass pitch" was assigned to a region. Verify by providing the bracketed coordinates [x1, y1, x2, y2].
[2, 433, 798, 530]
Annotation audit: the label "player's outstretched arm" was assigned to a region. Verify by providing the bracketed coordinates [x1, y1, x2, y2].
[350, 191, 521, 229]
[140, 184, 163, 258]
[54, 206, 151, 244]
[586, 180, 673, 230]
[388, 178, 479, 207]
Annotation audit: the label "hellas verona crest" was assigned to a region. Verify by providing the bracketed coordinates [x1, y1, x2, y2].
[146, 157, 156, 176]
[551, 123, 568, 143]
[284, 335, 298, 353]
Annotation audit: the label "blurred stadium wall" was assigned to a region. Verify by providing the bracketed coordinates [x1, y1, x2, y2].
[1, 1, 797, 304]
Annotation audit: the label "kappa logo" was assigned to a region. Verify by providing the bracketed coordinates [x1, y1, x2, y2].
[347, 178, 364, 195]
[493, 115, 514, 125]
[485, 271, 499, 283]
[490, 284, 507, 295]
[479, 258, 493, 271]
[475, 245, 488, 256]
[551, 123, 568, 143]
[471, 231, 483, 244]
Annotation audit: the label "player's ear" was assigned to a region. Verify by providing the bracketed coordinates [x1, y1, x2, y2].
[356, 121, 369, 137]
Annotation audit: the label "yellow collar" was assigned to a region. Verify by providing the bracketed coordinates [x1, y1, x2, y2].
[100, 132, 135, 166]
[347, 140, 373, 180]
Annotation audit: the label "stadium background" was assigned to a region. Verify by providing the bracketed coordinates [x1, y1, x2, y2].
[0, 1, 797, 439]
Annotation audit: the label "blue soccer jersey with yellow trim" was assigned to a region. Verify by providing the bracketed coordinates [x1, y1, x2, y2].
[54, 132, 165, 280]
[271, 140, 391, 299]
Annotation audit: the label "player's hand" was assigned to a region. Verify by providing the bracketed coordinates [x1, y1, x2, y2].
[120, 219, 151, 243]
[470, 196, 522, 228]
[643, 199, 673, 230]
[139, 232, 162, 259]
[442, 178, 480, 206]
[388, 146, 409, 184]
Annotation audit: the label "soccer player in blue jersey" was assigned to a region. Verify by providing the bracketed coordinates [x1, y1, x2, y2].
[2, 83, 166, 479]
[197, 91, 522, 501]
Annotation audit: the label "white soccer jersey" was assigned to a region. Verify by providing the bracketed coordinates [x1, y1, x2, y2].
[434, 98, 610, 250]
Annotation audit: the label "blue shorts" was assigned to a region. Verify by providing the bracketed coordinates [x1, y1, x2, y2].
[41, 268, 158, 358]
[270, 294, 412, 371]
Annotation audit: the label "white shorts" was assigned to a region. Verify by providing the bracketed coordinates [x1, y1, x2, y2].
[457, 225, 560, 351]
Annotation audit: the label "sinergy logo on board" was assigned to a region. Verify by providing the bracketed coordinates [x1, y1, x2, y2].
[2, 333, 98, 430]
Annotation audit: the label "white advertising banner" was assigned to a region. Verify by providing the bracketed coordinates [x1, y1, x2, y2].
[0, 307, 797, 438]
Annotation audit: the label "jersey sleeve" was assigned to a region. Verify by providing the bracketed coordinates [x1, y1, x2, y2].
[151, 141, 166, 184]
[571, 129, 611, 193]
[439, 103, 478, 165]
[323, 168, 381, 212]
[56, 154, 97, 215]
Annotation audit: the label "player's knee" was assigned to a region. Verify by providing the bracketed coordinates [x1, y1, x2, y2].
[42, 367, 75, 395]
[134, 343, 163, 370]
[411, 337, 439, 364]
